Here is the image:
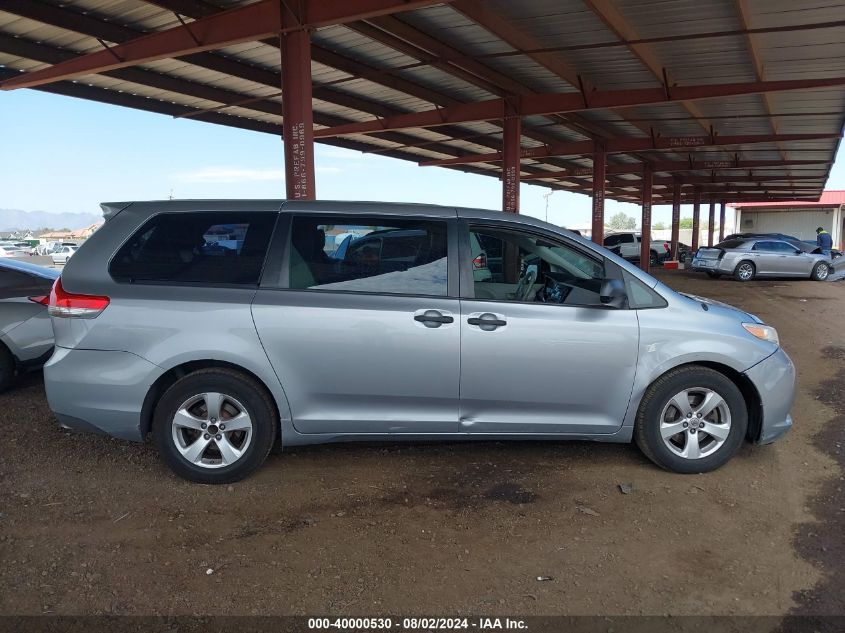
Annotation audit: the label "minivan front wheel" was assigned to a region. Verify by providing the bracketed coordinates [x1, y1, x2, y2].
[153, 368, 276, 484]
[634, 366, 747, 473]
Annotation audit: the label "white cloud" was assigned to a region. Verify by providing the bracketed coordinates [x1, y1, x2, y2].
[174, 166, 285, 184]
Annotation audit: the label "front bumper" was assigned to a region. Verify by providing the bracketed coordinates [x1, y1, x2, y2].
[44, 346, 161, 442]
[743, 347, 796, 444]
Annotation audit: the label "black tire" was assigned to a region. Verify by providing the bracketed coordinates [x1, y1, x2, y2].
[705, 271, 721, 279]
[811, 261, 830, 281]
[153, 368, 277, 484]
[634, 366, 747, 474]
[733, 260, 755, 282]
[0, 344, 15, 394]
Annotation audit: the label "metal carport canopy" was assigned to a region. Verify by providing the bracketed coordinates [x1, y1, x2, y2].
[1, 0, 844, 262]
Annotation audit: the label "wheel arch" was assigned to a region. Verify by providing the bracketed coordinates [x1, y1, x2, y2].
[642, 360, 762, 443]
[140, 359, 282, 438]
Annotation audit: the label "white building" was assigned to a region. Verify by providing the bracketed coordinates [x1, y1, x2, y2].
[730, 191, 844, 249]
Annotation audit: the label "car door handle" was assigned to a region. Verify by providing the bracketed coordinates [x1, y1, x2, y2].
[467, 316, 507, 327]
[413, 310, 454, 327]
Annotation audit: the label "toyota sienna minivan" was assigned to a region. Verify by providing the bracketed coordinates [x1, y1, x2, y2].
[44, 200, 795, 483]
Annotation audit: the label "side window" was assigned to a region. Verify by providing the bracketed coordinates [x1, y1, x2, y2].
[623, 272, 667, 309]
[468, 225, 605, 306]
[753, 241, 779, 252]
[621, 234, 636, 244]
[287, 216, 448, 296]
[604, 234, 621, 247]
[109, 212, 276, 285]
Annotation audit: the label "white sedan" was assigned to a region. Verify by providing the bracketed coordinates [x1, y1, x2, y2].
[51, 245, 78, 265]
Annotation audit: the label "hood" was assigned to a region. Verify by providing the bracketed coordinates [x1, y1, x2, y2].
[679, 292, 762, 323]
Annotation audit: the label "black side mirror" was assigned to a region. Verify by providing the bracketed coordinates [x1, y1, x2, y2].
[600, 278, 627, 308]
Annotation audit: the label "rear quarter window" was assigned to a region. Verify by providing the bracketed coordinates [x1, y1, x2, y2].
[109, 212, 277, 285]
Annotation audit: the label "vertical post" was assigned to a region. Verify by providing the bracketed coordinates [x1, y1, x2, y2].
[639, 164, 653, 271]
[281, 28, 315, 200]
[691, 188, 701, 253]
[719, 202, 726, 242]
[502, 114, 521, 213]
[591, 142, 606, 245]
[670, 176, 682, 259]
[708, 197, 716, 246]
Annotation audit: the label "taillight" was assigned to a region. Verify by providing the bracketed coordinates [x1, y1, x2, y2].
[472, 253, 487, 269]
[28, 295, 50, 305]
[48, 278, 110, 319]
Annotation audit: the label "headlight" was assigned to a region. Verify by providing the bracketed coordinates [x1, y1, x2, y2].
[742, 322, 779, 345]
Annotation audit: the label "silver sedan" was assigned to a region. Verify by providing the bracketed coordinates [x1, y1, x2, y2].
[692, 238, 833, 281]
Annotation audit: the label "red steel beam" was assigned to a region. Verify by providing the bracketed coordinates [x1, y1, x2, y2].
[670, 178, 682, 260]
[417, 133, 840, 166]
[518, 159, 829, 179]
[719, 203, 727, 242]
[640, 164, 653, 272]
[708, 198, 717, 246]
[0, 0, 453, 90]
[691, 188, 701, 253]
[312, 78, 845, 137]
[592, 142, 607, 245]
[281, 28, 315, 200]
[502, 115, 521, 213]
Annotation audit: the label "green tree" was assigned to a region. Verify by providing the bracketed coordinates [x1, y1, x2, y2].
[679, 217, 694, 229]
[607, 212, 637, 230]
[653, 221, 666, 230]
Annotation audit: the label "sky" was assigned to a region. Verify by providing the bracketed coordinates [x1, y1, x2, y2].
[2, 89, 844, 230]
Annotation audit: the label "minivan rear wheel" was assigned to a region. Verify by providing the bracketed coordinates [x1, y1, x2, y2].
[153, 368, 276, 484]
[634, 366, 747, 474]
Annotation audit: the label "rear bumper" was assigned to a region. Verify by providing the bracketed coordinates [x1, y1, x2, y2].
[44, 347, 161, 442]
[743, 347, 796, 444]
[691, 257, 731, 274]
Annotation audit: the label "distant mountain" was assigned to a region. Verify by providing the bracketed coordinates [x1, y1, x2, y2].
[0, 208, 100, 231]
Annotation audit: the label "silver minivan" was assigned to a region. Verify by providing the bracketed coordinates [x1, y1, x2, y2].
[44, 200, 795, 483]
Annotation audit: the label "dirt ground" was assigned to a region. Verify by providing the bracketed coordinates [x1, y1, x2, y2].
[0, 270, 843, 619]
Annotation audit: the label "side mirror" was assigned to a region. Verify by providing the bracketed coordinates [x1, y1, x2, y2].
[600, 278, 627, 308]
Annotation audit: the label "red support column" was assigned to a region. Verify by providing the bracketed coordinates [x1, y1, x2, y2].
[719, 202, 726, 242]
[502, 114, 521, 213]
[281, 28, 315, 200]
[591, 142, 606, 245]
[707, 197, 716, 246]
[670, 177, 682, 259]
[639, 163, 653, 271]
[691, 188, 701, 253]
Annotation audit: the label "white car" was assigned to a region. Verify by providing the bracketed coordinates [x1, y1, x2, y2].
[0, 246, 24, 258]
[51, 245, 78, 265]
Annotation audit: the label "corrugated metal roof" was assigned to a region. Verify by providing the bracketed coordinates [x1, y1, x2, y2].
[731, 190, 845, 207]
[0, 0, 842, 202]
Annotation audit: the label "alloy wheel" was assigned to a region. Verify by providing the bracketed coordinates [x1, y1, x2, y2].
[738, 263, 754, 280]
[171, 392, 253, 469]
[658, 387, 732, 460]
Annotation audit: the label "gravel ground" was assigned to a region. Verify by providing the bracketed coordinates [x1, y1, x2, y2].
[0, 270, 842, 618]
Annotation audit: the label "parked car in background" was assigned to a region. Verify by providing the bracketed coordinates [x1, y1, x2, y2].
[0, 259, 58, 392]
[604, 232, 688, 265]
[716, 232, 840, 261]
[45, 200, 794, 483]
[691, 238, 833, 281]
[0, 246, 24, 258]
[604, 232, 660, 265]
[51, 245, 78, 265]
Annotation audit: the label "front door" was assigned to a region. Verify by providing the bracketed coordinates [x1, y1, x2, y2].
[458, 221, 640, 435]
[252, 212, 460, 434]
